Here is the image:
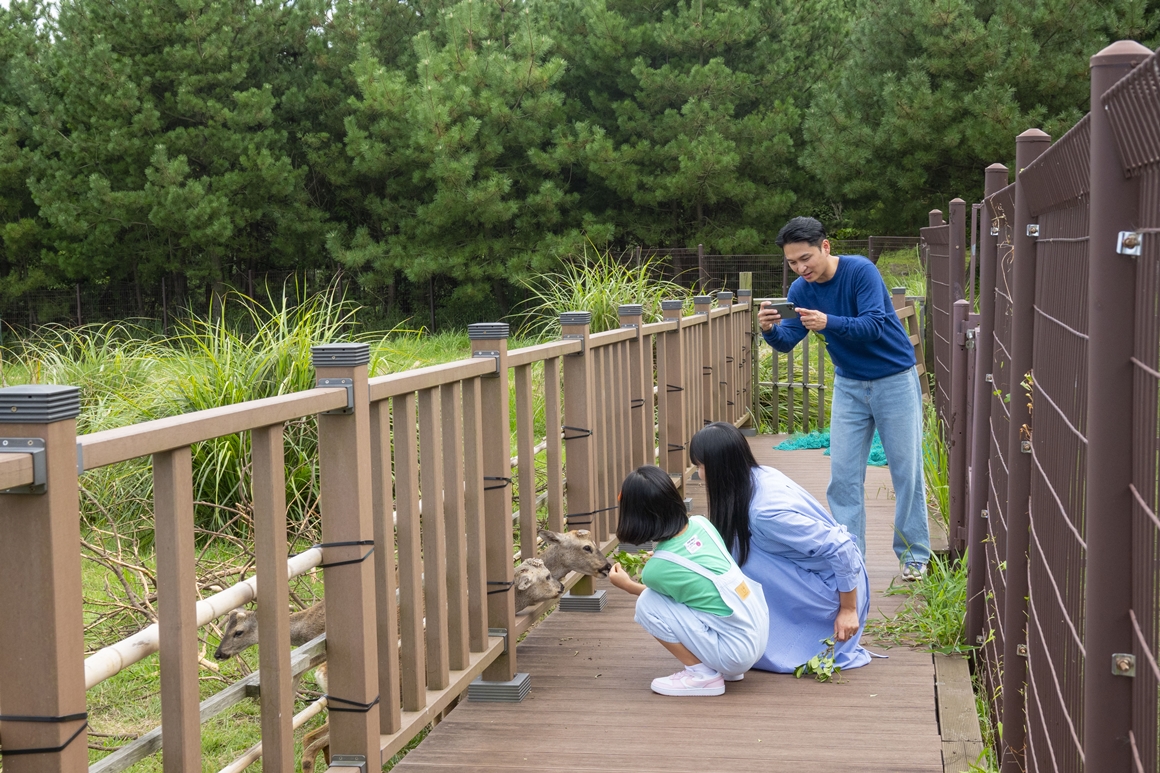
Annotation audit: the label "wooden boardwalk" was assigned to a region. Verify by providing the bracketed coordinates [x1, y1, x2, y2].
[394, 437, 946, 772]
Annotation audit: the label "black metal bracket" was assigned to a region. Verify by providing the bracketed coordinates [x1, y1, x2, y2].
[472, 350, 501, 374]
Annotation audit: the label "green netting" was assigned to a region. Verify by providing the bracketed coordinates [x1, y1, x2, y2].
[774, 429, 888, 466]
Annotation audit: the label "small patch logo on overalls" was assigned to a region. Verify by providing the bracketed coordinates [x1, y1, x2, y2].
[735, 581, 751, 600]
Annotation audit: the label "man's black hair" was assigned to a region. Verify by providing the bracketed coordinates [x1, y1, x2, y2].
[616, 466, 689, 545]
[775, 216, 827, 248]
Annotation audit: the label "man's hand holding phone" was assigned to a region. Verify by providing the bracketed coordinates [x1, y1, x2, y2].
[758, 300, 796, 332]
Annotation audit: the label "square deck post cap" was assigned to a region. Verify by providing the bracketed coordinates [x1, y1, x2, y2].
[559, 312, 592, 326]
[617, 304, 643, 316]
[661, 300, 684, 311]
[0, 384, 81, 423]
[717, 291, 734, 303]
[311, 343, 370, 368]
[467, 323, 510, 340]
[693, 295, 713, 305]
[736, 289, 752, 297]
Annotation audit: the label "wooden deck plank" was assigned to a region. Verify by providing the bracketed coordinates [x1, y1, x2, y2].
[394, 435, 945, 773]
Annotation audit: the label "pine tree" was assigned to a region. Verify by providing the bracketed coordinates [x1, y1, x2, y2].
[18, 0, 330, 317]
[801, 0, 1160, 233]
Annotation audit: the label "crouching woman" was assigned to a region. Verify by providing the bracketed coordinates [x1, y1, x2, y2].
[609, 465, 769, 697]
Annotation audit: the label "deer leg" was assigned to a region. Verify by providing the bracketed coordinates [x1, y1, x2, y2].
[301, 723, 329, 773]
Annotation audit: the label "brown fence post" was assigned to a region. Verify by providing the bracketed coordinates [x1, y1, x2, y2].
[619, 304, 648, 470]
[694, 295, 715, 432]
[661, 300, 687, 489]
[949, 299, 970, 556]
[697, 243, 708, 292]
[717, 292, 735, 425]
[1000, 127, 1052, 773]
[966, 163, 1009, 652]
[0, 386, 86, 773]
[949, 199, 968, 302]
[560, 313, 599, 600]
[466, 324, 525, 690]
[312, 343, 381, 764]
[736, 287, 756, 432]
[1083, 39, 1153, 768]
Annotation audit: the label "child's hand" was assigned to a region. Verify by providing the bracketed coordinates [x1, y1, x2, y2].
[608, 563, 645, 596]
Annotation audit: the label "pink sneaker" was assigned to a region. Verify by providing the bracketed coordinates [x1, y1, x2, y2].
[650, 669, 726, 696]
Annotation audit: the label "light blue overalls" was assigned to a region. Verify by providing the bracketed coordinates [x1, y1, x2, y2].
[634, 527, 771, 678]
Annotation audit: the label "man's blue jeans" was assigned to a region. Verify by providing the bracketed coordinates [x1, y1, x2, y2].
[827, 366, 931, 566]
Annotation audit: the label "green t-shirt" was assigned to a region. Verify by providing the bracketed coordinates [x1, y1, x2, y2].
[640, 515, 733, 616]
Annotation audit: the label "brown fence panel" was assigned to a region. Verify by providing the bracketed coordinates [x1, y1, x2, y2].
[977, 181, 1015, 740]
[921, 221, 952, 430]
[1020, 116, 1092, 773]
[1102, 44, 1160, 773]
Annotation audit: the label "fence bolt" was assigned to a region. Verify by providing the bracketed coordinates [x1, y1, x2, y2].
[976, 635, 985, 644]
[1020, 440, 1032, 454]
[990, 225, 1000, 236]
[985, 373, 993, 383]
[1017, 643, 1028, 657]
[981, 508, 989, 520]
[1111, 653, 1136, 677]
[1116, 230, 1143, 256]
[1026, 224, 1040, 237]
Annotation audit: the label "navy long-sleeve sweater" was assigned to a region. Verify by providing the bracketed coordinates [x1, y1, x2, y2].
[762, 255, 915, 381]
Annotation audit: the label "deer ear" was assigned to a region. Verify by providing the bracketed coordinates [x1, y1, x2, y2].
[538, 529, 563, 544]
[516, 573, 534, 591]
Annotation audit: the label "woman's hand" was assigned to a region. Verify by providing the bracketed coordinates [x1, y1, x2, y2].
[609, 563, 645, 596]
[833, 607, 860, 643]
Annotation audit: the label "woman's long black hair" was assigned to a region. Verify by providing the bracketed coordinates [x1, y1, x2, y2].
[689, 422, 759, 566]
[616, 466, 689, 545]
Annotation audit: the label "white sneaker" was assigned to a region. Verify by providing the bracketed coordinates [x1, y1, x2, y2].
[723, 673, 744, 682]
[901, 561, 928, 581]
[650, 668, 726, 696]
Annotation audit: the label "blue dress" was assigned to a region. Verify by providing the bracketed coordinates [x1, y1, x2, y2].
[738, 466, 872, 672]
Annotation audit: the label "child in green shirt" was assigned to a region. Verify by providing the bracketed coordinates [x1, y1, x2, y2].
[609, 466, 770, 696]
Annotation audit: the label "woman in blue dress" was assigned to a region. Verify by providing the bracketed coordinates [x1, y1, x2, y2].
[688, 421, 872, 673]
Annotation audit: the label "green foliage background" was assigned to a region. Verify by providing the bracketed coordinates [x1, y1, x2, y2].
[2, 0, 1157, 324]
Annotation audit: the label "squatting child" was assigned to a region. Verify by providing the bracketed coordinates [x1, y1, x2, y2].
[608, 465, 770, 696]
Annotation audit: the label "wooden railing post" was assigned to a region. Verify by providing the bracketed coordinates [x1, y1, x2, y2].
[618, 304, 648, 470]
[660, 300, 687, 490]
[0, 385, 87, 773]
[312, 343, 380, 764]
[717, 292, 735, 425]
[694, 295, 715, 431]
[1000, 127, 1052, 773]
[466, 324, 523, 690]
[558, 312, 606, 610]
[736, 287, 756, 432]
[966, 163, 1009, 652]
[1083, 40, 1153, 769]
[949, 299, 971, 557]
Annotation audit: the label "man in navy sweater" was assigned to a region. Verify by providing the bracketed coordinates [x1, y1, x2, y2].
[759, 217, 930, 579]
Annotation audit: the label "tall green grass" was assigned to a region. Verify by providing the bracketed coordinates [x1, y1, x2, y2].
[516, 245, 693, 336]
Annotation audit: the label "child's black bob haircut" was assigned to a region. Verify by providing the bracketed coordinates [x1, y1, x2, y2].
[616, 465, 689, 545]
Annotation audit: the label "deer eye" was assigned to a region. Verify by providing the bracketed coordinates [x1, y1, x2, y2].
[234, 630, 244, 637]
[584, 545, 593, 552]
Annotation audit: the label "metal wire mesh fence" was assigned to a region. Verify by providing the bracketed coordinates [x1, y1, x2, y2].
[933, 41, 1160, 773]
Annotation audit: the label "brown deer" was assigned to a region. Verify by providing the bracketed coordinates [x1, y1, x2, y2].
[514, 558, 565, 611]
[538, 529, 612, 581]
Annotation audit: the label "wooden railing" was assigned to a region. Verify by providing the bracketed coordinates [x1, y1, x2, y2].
[0, 290, 752, 772]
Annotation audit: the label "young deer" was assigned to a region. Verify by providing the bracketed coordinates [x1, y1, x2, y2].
[514, 558, 565, 612]
[538, 529, 613, 581]
[214, 601, 328, 691]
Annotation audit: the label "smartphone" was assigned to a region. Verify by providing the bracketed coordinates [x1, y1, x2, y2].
[761, 300, 799, 320]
